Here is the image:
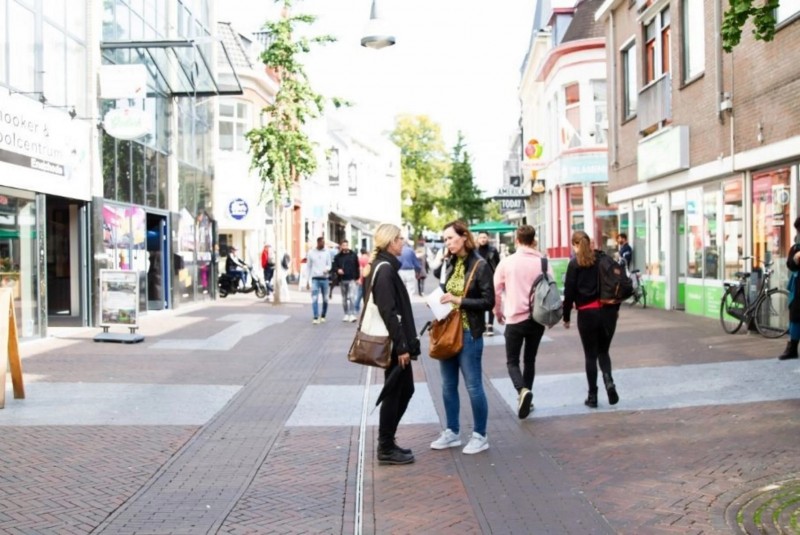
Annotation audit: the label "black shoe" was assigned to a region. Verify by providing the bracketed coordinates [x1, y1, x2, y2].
[778, 340, 799, 360]
[393, 439, 412, 455]
[377, 448, 414, 465]
[585, 391, 598, 408]
[603, 374, 619, 405]
[517, 388, 533, 419]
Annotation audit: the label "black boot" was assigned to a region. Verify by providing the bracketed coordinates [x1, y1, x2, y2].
[603, 373, 619, 405]
[377, 445, 414, 465]
[778, 340, 799, 360]
[393, 438, 412, 455]
[584, 389, 598, 408]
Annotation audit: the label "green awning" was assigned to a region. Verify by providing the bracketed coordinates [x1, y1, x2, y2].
[469, 221, 517, 233]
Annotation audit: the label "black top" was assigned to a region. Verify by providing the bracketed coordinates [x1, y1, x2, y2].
[562, 251, 602, 323]
[332, 250, 360, 281]
[477, 244, 500, 272]
[367, 251, 421, 358]
[433, 251, 495, 338]
[619, 243, 633, 269]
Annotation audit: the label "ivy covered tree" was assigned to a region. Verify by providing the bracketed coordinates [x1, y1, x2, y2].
[390, 115, 450, 238]
[246, 0, 334, 303]
[446, 132, 485, 223]
[722, 0, 780, 52]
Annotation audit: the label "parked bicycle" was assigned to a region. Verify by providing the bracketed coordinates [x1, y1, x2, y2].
[628, 269, 646, 308]
[720, 256, 789, 338]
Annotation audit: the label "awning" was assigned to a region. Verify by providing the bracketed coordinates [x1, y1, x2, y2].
[100, 39, 244, 97]
[330, 212, 375, 235]
[470, 221, 518, 233]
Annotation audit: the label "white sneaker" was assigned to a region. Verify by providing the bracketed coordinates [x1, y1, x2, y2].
[350, 314, 358, 323]
[430, 429, 462, 450]
[462, 432, 489, 455]
[342, 315, 350, 322]
[312, 318, 320, 325]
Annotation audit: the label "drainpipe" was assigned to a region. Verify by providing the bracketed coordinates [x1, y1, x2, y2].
[608, 11, 618, 167]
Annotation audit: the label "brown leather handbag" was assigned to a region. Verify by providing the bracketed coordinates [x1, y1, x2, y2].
[429, 262, 479, 360]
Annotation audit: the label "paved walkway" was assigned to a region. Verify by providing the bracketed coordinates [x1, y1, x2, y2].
[1, 287, 798, 534]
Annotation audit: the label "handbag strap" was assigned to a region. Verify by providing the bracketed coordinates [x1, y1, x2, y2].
[461, 260, 480, 300]
[356, 261, 388, 329]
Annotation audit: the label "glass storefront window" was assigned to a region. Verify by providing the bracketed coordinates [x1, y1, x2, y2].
[647, 203, 663, 275]
[9, 2, 35, 92]
[593, 184, 618, 255]
[0, 0, 6, 85]
[722, 178, 744, 279]
[568, 186, 584, 232]
[703, 187, 721, 280]
[0, 189, 39, 338]
[633, 209, 646, 272]
[752, 167, 791, 285]
[686, 188, 703, 277]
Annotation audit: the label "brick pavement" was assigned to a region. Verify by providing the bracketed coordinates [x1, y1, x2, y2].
[0, 290, 797, 534]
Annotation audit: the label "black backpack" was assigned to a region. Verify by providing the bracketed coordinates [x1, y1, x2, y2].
[597, 251, 634, 304]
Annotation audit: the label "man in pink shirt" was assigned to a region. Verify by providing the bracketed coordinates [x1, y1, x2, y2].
[493, 225, 553, 419]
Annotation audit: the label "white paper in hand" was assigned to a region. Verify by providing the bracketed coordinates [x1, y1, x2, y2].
[425, 287, 453, 321]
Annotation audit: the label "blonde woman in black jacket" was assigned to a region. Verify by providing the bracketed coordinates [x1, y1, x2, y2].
[365, 223, 421, 465]
[562, 230, 620, 408]
[430, 220, 495, 455]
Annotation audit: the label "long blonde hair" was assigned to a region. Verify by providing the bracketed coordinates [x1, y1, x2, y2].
[572, 230, 595, 267]
[363, 223, 401, 277]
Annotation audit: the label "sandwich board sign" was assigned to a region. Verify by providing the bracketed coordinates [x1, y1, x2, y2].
[0, 288, 24, 408]
[94, 270, 144, 343]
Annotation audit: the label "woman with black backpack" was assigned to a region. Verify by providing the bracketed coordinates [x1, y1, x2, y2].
[561, 230, 620, 409]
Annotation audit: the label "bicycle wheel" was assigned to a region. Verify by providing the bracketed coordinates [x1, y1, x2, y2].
[754, 288, 789, 339]
[720, 287, 745, 334]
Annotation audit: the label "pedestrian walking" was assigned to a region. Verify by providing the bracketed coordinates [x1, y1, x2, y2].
[430, 220, 495, 455]
[365, 223, 420, 465]
[332, 239, 360, 322]
[354, 248, 370, 317]
[307, 237, 331, 324]
[415, 242, 428, 296]
[493, 225, 551, 419]
[398, 240, 422, 297]
[477, 231, 501, 336]
[562, 230, 620, 408]
[617, 233, 633, 269]
[260, 244, 274, 296]
[780, 216, 800, 360]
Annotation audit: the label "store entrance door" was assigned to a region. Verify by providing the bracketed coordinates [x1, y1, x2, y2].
[146, 213, 169, 310]
[46, 196, 88, 326]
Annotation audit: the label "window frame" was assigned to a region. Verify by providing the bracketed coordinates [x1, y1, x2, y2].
[643, 5, 671, 85]
[621, 39, 638, 121]
[680, 0, 705, 83]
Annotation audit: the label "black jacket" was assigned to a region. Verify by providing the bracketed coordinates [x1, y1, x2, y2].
[434, 251, 495, 338]
[332, 250, 360, 281]
[478, 244, 500, 272]
[562, 250, 619, 322]
[788, 243, 800, 323]
[366, 251, 421, 358]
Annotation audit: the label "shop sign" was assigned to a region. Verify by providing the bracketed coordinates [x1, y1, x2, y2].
[560, 153, 608, 184]
[228, 198, 249, 220]
[0, 91, 90, 199]
[637, 125, 689, 182]
[494, 186, 529, 199]
[103, 107, 152, 140]
[498, 198, 525, 213]
[99, 270, 139, 327]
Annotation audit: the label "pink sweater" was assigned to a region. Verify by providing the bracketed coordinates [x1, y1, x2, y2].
[493, 247, 552, 325]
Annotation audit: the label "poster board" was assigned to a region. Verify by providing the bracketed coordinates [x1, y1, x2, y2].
[95, 270, 144, 343]
[0, 288, 24, 408]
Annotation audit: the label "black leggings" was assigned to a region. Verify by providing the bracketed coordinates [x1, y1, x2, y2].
[576, 306, 618, 391]
[378, 359, 415, 449]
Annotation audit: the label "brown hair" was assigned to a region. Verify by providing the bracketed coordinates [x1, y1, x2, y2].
[443, 220, 476, 254]
[572, 230, 594, 267]
[516, 225, 536, 246]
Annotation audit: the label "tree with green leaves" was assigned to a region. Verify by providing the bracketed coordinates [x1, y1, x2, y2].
[445, 132, 485, 224]
[246, 0, 334, 303]
[722, 0, 780, 52]
[390, 115, 450, 238]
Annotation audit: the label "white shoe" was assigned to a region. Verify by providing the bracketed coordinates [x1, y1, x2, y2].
[342, 315, 350, 322]
[312, 318, 320, 325]
[350, 314, 358, 323]
[462, 432, 489, 455]
[430, 429, 462, 450]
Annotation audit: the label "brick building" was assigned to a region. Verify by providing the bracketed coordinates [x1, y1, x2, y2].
[595, 0, 800, 318]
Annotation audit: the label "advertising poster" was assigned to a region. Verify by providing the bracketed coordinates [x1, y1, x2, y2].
[99, 270, 139, 326]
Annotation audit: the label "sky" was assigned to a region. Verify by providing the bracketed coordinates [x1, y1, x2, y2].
[223, 0, 538, 194]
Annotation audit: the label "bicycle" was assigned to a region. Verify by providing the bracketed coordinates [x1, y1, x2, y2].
[719, 256, 789, 338]
[628, 269, 646, 308]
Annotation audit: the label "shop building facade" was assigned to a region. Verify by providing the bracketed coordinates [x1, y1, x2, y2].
[596, 0, 800, 315]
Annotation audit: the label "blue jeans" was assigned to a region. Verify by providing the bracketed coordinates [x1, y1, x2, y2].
[340, 280, 357, 315]
[439, 330, 488, 436]
[311, 278, 329, 319]
[354, 283, 364, 315]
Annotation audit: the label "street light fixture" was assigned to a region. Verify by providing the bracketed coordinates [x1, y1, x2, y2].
[361, 0, 396, 49]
